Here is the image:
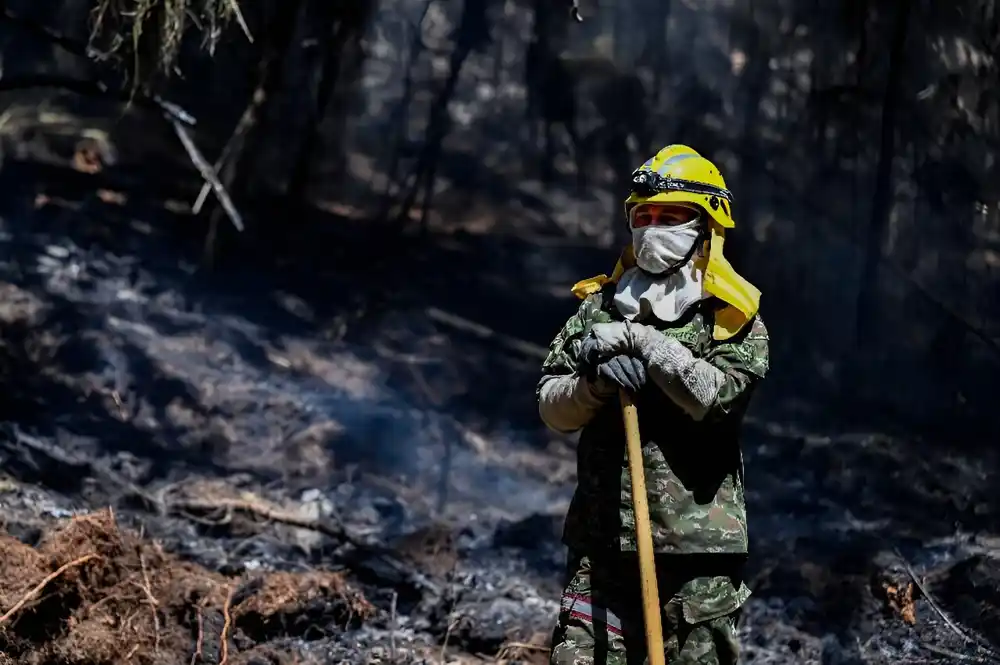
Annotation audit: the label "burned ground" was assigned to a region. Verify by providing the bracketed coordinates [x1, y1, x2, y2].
[0, 130, 998, 665]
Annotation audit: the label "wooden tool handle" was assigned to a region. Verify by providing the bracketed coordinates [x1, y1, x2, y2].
[620, 389, 665, 665]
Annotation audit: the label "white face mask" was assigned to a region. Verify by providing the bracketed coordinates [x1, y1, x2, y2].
[632, 219, 702, 274]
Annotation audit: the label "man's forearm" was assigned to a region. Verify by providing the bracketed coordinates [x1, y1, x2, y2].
[646, 337, 726, 421]
[537, 373, 609, 433]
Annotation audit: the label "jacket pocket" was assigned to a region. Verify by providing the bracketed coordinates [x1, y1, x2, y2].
[677, 576, 751, 624]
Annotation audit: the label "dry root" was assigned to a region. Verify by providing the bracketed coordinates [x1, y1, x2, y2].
[0, 509, 373, 664]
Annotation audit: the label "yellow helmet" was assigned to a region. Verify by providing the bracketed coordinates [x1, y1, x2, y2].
[572, 144, 761, 341]
[624, 145, 734, 230]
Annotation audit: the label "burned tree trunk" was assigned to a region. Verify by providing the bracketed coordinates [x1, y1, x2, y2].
[731, 0, 767, 266]
[201, 0, 305, 267]
[523, 0, 577, 185]
[852, 0, 913, 354]
[285, 0, 374, 212]
[393, 0, 493, 231]
[379, 0, 433, 213]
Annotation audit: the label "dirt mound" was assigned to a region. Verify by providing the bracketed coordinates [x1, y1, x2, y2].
[0, 509, 373, 664]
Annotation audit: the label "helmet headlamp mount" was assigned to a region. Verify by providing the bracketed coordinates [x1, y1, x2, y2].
[629, 169, 733, 202]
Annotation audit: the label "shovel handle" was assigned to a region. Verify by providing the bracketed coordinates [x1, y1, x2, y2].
[620, 389, 666, 665]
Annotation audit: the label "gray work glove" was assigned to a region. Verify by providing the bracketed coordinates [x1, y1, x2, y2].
[585, 320, 728, 420]
[578, 335, 647, 394]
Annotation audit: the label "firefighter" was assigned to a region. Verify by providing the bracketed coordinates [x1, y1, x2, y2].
[537, 145, 769, 664]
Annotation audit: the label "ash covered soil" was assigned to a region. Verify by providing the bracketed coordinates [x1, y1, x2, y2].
[0, 159, 999, 665]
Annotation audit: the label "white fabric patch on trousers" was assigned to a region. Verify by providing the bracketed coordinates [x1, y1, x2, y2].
[561, 592, 623, 635]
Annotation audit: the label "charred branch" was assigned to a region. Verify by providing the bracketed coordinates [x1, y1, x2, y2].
[169, 115, 244, 232]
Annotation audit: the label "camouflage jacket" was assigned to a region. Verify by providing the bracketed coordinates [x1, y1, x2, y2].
[538, 284, 769, 557]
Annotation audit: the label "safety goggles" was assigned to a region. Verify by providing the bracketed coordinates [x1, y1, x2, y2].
[629, 203, 701, 229]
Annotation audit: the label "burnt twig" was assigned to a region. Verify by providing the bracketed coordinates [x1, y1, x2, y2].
[192, 124, 244, 214]
[224, 0, 254, 44]
[922, 643, 995, 663]
[168, 497, 348, 540]
[439, 615, 457, 663]
[168, 115, 245, 232]
[192, 77, 268, 216]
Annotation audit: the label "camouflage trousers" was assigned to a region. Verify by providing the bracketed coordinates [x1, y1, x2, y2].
[549, 553, 743, 665]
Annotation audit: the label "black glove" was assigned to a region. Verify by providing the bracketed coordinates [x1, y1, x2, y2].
[595, 354, 646, 393]
[578, 336, 647, 394]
